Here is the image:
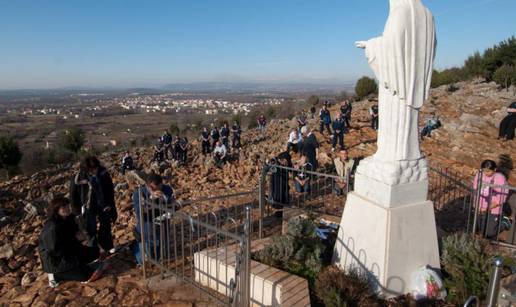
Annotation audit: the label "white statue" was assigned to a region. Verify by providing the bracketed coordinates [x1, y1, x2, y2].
[355, 0, 436, 185]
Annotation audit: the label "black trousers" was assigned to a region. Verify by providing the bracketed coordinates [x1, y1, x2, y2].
[344, 116, 351, 128]
[371, 116, 379, 130]
[54, 245, 99, 282]
[332, 132, 344, 149]
[232, 135, 241, 149]
[499, 115, 516, 140]
[202, 141, 211, 155]
[85, 209, 114, 252]
[222, 137, 229, 149]
[320, 122, 332, 135]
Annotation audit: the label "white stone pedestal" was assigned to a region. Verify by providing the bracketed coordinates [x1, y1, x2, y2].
[333, 172, 440, 297]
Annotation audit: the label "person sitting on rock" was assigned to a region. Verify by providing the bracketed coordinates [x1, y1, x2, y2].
[297, 112, 307, 130]
[213, 140, 227, 168]
[473, 159, 509, 239]
[257, 114, 267, 133]
[333, 150, 356, 195]
[499, 101, 516, 141]
[220, 122, 230, 150]
[120, 151, 134, 175]
[38, 196, 105, 287]
[231, 121, 242, 150]
[70, 156, 117, 255]
[152, 139, 165, 163]
[370, 103, 379, 130]
[131, 173, 175, 265]
[179, 136, 189, 164]
[294, 155, 312, 193]
[319, 105, 332, 135]
[200, 127, 211, 155]
[210, 125, 220, 151]
[161, 130, 173, 159]
[332, 112, 346, 151]
[420, 113, 442, 139]
[287, 128, 302, 154]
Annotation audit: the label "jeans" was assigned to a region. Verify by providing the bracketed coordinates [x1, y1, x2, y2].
[332, 132, 344, 150]
[295, 180, 310, 193]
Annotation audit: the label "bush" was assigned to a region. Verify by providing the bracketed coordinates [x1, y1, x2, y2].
[253, 218, 325, 280]
[355, 76, 378, 100]
[441, 233, 492, 305]
[308, 95, 320, 106]
[169, 123, 180, 135]
[315, 266, 380, 307]
[59, 127, 85, 155]
[493, 64, 516, 90]
[431, 68, 466, 88]
[0, 135, 23, 178]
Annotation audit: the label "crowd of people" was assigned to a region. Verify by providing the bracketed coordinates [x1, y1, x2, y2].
[36, 96, 516, 291]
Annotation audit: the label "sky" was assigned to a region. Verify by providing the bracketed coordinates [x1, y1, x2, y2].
[0, 0, 515, 89]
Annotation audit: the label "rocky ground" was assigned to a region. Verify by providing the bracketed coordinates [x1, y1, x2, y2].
[0, 80, 515, 306]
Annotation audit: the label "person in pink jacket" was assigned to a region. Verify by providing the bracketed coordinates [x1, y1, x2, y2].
[473, 160, 509, 238]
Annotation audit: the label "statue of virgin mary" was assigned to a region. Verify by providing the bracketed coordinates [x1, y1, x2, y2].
[356, 0, 436, 162]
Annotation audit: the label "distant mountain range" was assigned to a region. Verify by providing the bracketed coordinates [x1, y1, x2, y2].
[0, 81, 355, 101]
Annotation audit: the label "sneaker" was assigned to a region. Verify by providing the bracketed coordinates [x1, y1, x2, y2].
[108, 248, 116, 254]
[48, 279, 59, 288]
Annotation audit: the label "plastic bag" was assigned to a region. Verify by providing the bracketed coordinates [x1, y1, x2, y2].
[410, 266, 447, 300]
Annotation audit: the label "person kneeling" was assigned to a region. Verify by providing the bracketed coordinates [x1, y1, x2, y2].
[38, 196, 104, 288]
[213, 141, 227, 168]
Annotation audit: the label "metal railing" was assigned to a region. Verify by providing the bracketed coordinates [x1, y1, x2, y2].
[428, 166, 516, 248]
[258, 161, 351, 233]
[136, 188, 254, 306]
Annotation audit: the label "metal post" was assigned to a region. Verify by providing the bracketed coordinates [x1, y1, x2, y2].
[486, 257, 503, 307]
[463, 296, 479, 307]
[138, 187, 147, 279]
[472, 170, 483, 236]
[258, 166, 267, 239]
[242, 206, 252, 307]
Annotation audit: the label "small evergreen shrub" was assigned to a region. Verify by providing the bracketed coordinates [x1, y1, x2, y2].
[315, 265, 380, 307]
[441, 233, 492, 305]
[253, 218, 325, 280]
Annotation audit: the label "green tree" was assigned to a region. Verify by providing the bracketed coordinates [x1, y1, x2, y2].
[463, 52, 486, 78]
[493, 64, 516, 90]
[0, 135, 23, 179]
[60, 127, 85, 155]
[307, 95, 320, 106]
[169, 123, 180, 135]
[355, 76, 378, 100]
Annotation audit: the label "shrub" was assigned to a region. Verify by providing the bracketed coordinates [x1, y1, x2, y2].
[315, 266, 380, 307]
[59, 127, 85, 155]
[308, 95, 320, 106]
[0, 135, 23, 178]
[169, 123, 180, 135]
[355, 76, 378, 100]
[493, 64, 516, 90]
[441, 233, 492, 305]
[253, 218, 325, 280]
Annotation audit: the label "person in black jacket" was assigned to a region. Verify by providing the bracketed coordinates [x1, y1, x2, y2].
[70, 156, 117, 254]
[220, 123, 230, 150]
[231, 121, 242, 150]
[332, 113, 346, 151]
[38, 196, 103, 287]
[210, 125, 220, 151]
[201, 127, 211, 155]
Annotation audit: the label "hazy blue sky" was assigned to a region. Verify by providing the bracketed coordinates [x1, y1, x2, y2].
[0, 0, 515, 89]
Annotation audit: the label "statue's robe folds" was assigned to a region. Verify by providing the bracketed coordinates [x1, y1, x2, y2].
[365, 0, 436, 162]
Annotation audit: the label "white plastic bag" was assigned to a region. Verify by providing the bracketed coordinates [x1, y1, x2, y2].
[410, 266, 447, 300]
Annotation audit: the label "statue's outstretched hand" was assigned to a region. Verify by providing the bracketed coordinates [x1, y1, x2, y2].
[355, 41, 367, 49]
